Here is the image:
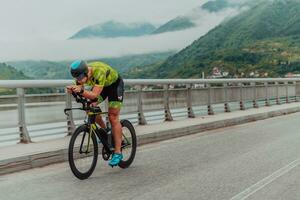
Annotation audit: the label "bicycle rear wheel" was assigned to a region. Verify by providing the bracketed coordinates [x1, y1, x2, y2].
[119, 120, 137, 168]
[68, 125, 98, 180]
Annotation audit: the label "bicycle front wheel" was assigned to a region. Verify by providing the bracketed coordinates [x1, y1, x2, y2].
[68, 125, 98, 180]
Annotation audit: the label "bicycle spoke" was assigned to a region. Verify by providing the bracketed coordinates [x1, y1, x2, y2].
[121, 126, 133, 160]
[72, 131, 96, 173]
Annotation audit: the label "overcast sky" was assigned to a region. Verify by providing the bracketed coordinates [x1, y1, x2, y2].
[0, 0, 242, 61]
[0, 0, 206, 40]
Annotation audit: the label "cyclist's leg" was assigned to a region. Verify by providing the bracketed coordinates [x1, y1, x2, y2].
[96, 114, 106, 129]
[95, 90, 108, 129]
[109, 107, 122, 153]
[108, 77, 124, 154]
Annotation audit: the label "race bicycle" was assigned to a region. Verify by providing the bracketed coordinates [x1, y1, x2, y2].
[64, 92, 137, 180]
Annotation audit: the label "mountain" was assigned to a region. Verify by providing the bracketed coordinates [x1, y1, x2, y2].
[99, 51, 175, 73]
[8, 60, 71, 79]
[8, 51, 175, 79]
[128, 0, 300, 78]
[201, 0, 254, 12]
[0, 63, 29, 80]
[151, 0, 249, 35]
[152, 16, 196, 34]
[201, 0, 231, 12]
[0, 63, 59, 94]
[70, 21, 156, 39]
[0, 63, 38, 94]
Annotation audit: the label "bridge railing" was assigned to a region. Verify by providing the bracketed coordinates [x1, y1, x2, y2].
[0, 78, 300, 145]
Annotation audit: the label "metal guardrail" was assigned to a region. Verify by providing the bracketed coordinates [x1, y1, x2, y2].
[0, 78, 300, 88]
[0, 78, 300, 144]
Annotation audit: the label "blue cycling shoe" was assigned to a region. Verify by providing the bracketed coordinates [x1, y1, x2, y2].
[109, 153, 123, 167]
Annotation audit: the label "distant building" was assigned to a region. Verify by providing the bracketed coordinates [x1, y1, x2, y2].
[210, 67, 229, 78]
[285, 73, 300, 78]
[222, 72, 229, 77]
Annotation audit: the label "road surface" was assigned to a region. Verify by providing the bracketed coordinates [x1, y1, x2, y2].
[1, 112, 300, 200]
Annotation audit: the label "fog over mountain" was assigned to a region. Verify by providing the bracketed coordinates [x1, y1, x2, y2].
[2, 7, 244, 61]
[0, 0, 250, 61]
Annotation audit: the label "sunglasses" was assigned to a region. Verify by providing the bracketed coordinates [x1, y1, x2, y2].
[76, 74, 87, 82]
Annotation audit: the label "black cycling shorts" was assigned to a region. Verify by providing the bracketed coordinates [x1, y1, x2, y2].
[98, 77, 124, 109]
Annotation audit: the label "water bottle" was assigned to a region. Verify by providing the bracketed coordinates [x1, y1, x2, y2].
[106, 128, 114, 151]
[95, 124, 102, 144]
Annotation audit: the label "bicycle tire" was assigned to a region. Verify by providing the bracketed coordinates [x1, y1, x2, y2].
[119, 120, 137, 169]
[68, 125, 98, 180]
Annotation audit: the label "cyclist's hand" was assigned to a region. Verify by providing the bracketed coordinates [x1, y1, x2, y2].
[91, 102, 98, 107]
[73, 85, 83, 93]
[66, 86, 73, 94]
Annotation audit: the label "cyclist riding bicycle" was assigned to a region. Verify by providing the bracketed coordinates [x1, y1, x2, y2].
[66, 60, 124, 167]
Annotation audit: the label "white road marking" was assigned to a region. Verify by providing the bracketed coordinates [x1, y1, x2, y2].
[230, 158, 300, 200]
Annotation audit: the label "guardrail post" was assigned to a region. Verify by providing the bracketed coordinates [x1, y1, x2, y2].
[252, 82, 259, 108]
[275, 82, 281, 105]
[17, 88, 31, 143]
[239, 83, 245, 110]
[293, 81, 298, 102]
[296, 81, 300, 102]
[65, 92, 75, 135]
[163, 84, 173, 121]
[265, 82, 271, 106]
[223, 83, 230, 112]
[137, 85, 147, 125]
[285, 82, 289, 103]
[186, 84, 195, 118]
[207, 83, 214, 115]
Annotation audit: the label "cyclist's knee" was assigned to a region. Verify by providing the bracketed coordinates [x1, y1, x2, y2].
[108, 113, 119, 125]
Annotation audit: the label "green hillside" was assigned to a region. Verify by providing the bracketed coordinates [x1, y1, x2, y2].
[9, 51, 175, 79]
[100, 51, 175, 73]
[0, 63, 29, 80]
[129, 0, 300, 78]
[0, 63, 55, 94]
[8, 60, 71, 79]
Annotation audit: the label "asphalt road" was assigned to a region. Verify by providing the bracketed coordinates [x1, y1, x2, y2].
[1, 112, 300, 200]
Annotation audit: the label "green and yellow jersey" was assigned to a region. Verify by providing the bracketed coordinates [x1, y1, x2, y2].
[86, 61, 119, 88]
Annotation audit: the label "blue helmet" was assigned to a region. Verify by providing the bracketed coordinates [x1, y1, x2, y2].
[70, 60, 88, 80]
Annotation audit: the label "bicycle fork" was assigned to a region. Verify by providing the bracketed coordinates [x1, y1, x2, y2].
[79, 125, 95, 154]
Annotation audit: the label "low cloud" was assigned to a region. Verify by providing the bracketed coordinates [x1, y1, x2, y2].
[1, 29, 204, 61]
[1, 7, 242, 61]
[189, 7, 242, 27]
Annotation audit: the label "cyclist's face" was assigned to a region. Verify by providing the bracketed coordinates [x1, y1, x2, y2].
[77, 76, 87, 84]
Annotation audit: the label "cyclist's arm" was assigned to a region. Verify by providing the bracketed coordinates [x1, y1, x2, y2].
[73, 67, 107, 100]
[81, 86, 103, 100]
[81, 67, 106, 100]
